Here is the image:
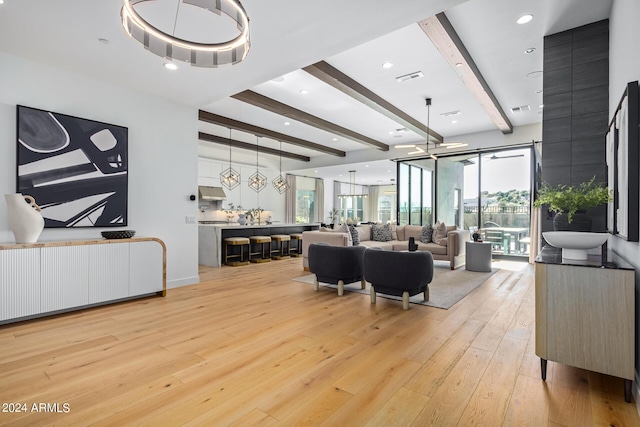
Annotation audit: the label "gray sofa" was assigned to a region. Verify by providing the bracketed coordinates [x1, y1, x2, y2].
[302, 224, 469, 270]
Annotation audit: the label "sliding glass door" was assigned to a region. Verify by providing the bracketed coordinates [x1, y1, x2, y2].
[397, 146, 532, 257]
[480, 148, 531, 255]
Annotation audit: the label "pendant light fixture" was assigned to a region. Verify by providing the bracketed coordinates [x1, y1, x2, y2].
[424, 98, 437, 160]
[337, 170, 368, 200]
[272, 141, 290, 194]
[220, 128, 240, 190]
[248, 136, 267, 192]
[121, 0, 251, 68]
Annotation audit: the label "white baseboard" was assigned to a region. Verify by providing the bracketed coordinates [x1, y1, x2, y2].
[167, 276, 199, 289]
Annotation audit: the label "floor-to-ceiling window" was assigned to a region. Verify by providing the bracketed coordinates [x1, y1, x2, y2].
[295, 176, 317, 223]
[397, 159, 434, 225]
[398, 146, 532, 257]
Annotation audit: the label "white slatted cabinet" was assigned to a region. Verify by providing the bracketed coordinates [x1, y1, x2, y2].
[0, 248, 40, 321]
[41, 246, 89, 312]
[130, 241, 163, 295]
[0, 238, 165, 324]
[88, 242, 130, 304]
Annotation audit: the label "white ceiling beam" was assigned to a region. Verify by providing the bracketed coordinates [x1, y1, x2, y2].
[419, 13, 513, 134]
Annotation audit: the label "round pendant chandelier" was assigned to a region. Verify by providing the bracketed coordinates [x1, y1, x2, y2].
[121, 0, 251, 68]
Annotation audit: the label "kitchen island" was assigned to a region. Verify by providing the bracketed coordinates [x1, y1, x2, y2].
[199, 223, 320, 267]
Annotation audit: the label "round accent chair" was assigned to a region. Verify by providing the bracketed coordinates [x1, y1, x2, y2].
[308, 243, 367, 296]
[364, 248, 434, 310]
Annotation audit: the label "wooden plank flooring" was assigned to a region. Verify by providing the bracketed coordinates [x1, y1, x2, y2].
[0, 258, 638, 426]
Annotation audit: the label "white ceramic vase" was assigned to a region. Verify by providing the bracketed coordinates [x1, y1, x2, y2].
[5, 193, 45, 244]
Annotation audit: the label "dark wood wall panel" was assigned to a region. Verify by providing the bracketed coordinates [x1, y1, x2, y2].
[541, 20, 609, 232]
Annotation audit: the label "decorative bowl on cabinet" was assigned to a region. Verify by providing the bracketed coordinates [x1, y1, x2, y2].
[542, 231, 608, 260]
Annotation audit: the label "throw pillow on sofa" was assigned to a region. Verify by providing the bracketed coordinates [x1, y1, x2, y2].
[335, 223, 353, 245]
[372, 223, 392, 242]
[348, 224, 360, 246]
[420, 224, 433, 243]
[433, 221, 448, 245]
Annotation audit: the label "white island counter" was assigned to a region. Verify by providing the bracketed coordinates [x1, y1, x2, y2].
[198, 223, 319, 267]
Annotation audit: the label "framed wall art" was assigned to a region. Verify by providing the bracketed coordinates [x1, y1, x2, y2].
[606, 81, 639, 241]
[16, 105, 128, 228]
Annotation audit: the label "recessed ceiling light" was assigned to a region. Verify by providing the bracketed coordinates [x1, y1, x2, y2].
[98, 38, 110, 45]
[284, 121, 290, 126]
[365, 165, 369, 168]
[525, 48, 536, 54]
[517, 14, 534, 24]
[299, 89, 308, 95]
[451, 120, 458, 124]
[314, 170, 318, 173]
[164, 62, 178, 70]
[539, 104, 544, 109]
[527, 71, 543, 79]
[332, 137, 338, 141]
[388, 131, 395, 135]
[271, 76, 285, 83]
[536, 89, 543, 94]
[440, 110, 461, 117]
[387, 170, 391, 173]
[455, 62, 463, 67]
[382, 62, 394, 69]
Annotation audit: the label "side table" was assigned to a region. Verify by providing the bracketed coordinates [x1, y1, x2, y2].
[465, 241, 492, 272]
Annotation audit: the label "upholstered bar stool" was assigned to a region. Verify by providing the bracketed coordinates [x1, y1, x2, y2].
[224, 237, 250, 266]
[289, 233, 303, 257]
[249, 235, 271, 263]
[270, 234, 291, 260]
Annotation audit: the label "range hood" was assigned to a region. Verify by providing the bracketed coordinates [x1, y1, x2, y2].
[198, 186, 227, 201]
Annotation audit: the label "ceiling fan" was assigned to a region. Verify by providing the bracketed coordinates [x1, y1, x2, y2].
[483, 153, 525, 160]
[395, 98, 468, 159]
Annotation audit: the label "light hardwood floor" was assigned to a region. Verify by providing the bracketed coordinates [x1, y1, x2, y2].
[0, 258, 638, 426]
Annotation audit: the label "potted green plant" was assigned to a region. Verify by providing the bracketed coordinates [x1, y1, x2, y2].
[327, 208, 339, 227]
[533, 177, 611, 231]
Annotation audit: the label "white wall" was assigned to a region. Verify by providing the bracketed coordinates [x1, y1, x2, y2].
[607, 0, 640, 404]
[0, 52, 199, 289]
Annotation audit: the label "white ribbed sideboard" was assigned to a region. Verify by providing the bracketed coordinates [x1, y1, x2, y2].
[0, 237, 166, 324]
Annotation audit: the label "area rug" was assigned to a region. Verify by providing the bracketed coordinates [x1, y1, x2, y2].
[293, 262, 498, 309]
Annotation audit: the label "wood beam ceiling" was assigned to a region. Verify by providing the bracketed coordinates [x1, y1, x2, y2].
[231, 90, 390, 151]
[303, 60, 443, 144]
[419, 13, 513, 134]
[199, 110, 345, 157]
[198, 132, 310, 162]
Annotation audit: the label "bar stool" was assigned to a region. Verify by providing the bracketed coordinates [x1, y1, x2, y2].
[289, 233, 303, 257]
[249, 235, 271, 263]
[270, 234, 291, 260]
[224, 237, 250, 266]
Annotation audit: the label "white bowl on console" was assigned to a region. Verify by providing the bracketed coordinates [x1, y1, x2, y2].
[542, 231, 608, 260]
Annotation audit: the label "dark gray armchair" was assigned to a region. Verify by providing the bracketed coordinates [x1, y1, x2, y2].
[364, 249, 434, 310]
[308, 243, 367, 296]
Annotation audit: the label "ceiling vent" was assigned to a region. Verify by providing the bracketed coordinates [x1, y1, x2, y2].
[440, 110, 461, 117]
[510, 105, 531, 113]
[395, 71, 424, 82]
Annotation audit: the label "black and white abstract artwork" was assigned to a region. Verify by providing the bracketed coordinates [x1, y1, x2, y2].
[17, 105, 128, 228]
